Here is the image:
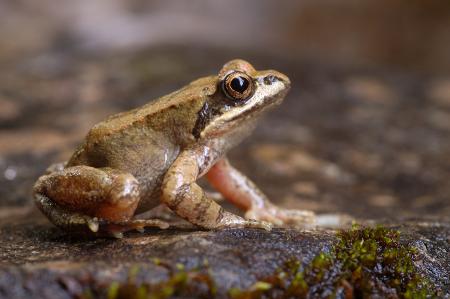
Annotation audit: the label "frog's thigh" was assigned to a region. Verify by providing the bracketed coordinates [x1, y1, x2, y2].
[33, 166, 140, 223]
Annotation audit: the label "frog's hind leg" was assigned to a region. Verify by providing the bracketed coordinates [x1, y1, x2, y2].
[33, 166, 168, 236]
[206, 158, 316, 228]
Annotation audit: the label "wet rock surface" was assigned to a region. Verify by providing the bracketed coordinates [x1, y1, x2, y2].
[0, 211, 448, 298]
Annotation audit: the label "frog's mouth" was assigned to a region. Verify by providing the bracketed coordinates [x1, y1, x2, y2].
[201, 87, 289, 140]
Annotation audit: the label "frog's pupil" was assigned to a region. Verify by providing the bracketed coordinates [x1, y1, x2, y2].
[230, 76, 249, 94]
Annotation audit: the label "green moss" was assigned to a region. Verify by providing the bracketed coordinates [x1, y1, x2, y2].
[106, 282, 119, 299]
[229, 225, 438, 298]
[99, 261, 216, 299]
[229, 282, 273, 299]
[334, 225, 437, 298]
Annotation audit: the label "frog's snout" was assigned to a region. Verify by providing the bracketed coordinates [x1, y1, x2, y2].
[260, 70, 291, 90]
[255, 70, 291, 107]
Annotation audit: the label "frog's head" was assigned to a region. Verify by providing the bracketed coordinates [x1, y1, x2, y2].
[193, 59, 290, 140]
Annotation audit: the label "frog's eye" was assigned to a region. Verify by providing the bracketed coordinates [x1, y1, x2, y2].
[222, 71, 254, 103]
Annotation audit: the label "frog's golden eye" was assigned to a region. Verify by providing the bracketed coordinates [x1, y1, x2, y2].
[222, 72, 254, 103]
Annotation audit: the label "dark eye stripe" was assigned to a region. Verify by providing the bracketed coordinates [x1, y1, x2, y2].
[192, 101, 223, 139]
[192, 101, 210, 139]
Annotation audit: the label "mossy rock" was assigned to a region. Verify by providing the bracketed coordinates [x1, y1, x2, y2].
[1, 214, 447, 299]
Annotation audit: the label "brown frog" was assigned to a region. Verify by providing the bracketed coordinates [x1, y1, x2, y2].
[33, 59, 315, 237]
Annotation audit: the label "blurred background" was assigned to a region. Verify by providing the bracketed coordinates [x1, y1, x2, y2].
[1, 0, 449, 222]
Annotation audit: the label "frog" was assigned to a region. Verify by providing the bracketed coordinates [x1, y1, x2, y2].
[33, 59, 316, 237]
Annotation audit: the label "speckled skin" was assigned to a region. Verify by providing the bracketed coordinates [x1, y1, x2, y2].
[33, 59, 315, 236]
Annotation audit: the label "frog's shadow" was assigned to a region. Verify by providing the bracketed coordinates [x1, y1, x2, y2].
[28, 221, 198, 244]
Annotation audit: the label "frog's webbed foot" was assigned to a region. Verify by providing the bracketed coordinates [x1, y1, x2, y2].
[245, 205, 316, 228]
[101, 219, 170, 238]
[35, 194, 169, 238]
[215, 211, 272, 231]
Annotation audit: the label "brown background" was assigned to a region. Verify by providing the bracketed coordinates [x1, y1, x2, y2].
[0, 0, 449, 223]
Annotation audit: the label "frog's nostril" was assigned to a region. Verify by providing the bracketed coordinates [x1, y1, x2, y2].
[263, 75, 278, 85]
[263, 74, 290, 88]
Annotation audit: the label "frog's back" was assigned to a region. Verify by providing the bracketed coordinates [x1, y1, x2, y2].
[88, 76, 215, 140]
[88, 90, 190, 140]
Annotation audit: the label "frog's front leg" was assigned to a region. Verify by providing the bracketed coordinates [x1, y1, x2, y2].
[161, 149, 271, 230]
[33, 166, 168, 236]
[206, 158, 316, 227]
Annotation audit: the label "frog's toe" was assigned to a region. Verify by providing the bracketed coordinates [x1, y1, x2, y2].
[245, 207, 316, 228]
[86, 217, 100, 233]
[243, 219, 273, 231]
[277, 209, 316, 225]
[104, 218, 171, 237]
[245, 209, 283, 226]
[215, 211, 272, 231]
[128, 219, 170, 230]
[100, 218, 170, 235]
[218, 219, 272, 231]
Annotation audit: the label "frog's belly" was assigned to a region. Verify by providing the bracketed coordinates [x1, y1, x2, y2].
[115, 147, 180, 214]
[133, 163, 171, 213]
